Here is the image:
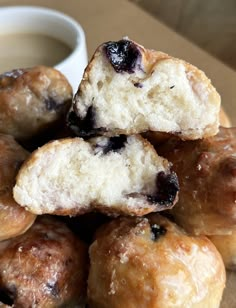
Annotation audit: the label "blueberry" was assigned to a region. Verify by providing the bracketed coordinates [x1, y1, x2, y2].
[133, 82, 143, 88]
[44, 97, 59, 111]
[147, 171, 179, 207]
[67, 106, 106, 137]
[0, 286, 16, 306]
[104, 39, 141, 73]
[1, 68, 24, 79]
[150, 224, 166, 241]
[105, 135, 127, 153]
[0, 69, 25, 88]
[45, 282, 60, 297]
[97, 135, 127, 154]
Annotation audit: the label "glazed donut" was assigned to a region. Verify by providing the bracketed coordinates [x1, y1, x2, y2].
[0, 134, 36, 241]
[0, 216, 88, 307]
[68, 38, 220, 140]
[156, 126, 236, 235]
[88, 214, 225, 308]
[13, 135, 179, 216]
[0, 66, 72, 143]
[208, 232, 236, 270]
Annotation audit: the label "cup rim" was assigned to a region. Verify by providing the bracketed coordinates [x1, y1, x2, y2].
[0, 5, 87, 69]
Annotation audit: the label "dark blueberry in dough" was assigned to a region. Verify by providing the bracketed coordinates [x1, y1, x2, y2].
[133, 82, 143, 88]
[67, 106, 106, 138]
[64, 257, 73, 266]
[150, 223, 166, 241]
[45, 97, 58, 111]
[45, 97, 71, 112]
[45, 282, 60, 297]
[1, 68, 24, 80]
[147, 171, 179, 207]
[0, 286, 16, 306]
[67, 106, 95, 135]
[97, 135, 127, 154]
[0, 69, 25, 89]
[44, 97, 59, 111]
[104, 39, 141, 73]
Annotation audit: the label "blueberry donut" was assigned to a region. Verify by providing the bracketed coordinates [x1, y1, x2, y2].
[0, 134, 36, 241]
[88, 214, 225, 308]
[0, 66, 72, 143]
[68, 38, 220, 140]
[156, 127, 236, 235]
[0, 216, 87, 308]
[13, 135, 179, 216]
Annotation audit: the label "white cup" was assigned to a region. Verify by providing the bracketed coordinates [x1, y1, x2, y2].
[0, 6, 88, 93]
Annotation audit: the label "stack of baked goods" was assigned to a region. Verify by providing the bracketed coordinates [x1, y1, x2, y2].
[0, 38, 234, 307]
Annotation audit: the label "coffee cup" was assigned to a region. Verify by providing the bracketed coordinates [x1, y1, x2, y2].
[0, 6, 88, 92]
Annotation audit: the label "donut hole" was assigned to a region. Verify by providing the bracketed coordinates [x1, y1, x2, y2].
[13, 135, 177, 215]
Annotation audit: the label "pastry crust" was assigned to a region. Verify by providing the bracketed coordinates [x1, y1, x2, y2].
[88, 214, 225, 308]
[156, 127, 236, 235]
[0, 134, 36, 241]
[13, 135, 179, 216]
[0, 216, 88, 308]
[69, 38, 220, 140]
[0, 66, 72, 142]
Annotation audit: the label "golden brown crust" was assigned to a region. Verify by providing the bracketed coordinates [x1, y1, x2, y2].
[0, 66, 72, 142]
[0, 216, 88, 307]
[0, 134, 36, 241]
[88, 214, 225, 308]
[156, 127, 236, 235]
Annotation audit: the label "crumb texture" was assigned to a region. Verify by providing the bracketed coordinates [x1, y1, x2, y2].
[13, 135, 177, 215]
[73, 39, 220, 139]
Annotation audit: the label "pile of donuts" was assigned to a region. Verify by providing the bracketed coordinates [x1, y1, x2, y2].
[0, 38, 235, 307]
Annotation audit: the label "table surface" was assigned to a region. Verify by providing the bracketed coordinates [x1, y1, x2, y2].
[0, 0, 235, 307]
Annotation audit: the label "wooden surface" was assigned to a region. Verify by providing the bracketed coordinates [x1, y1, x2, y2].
[130, 0, 236, 71]
[0, 1, 236, 306]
